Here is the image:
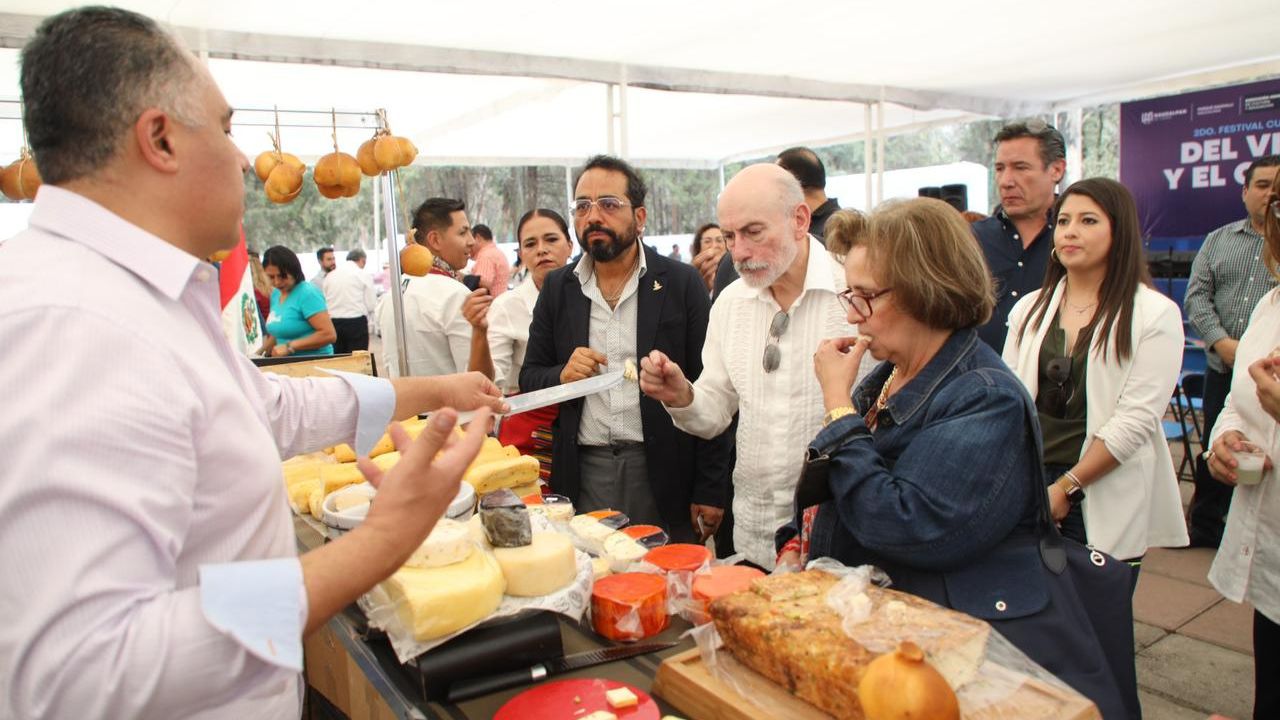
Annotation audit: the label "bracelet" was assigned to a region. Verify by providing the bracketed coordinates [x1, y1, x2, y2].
[1062, 469, 1083, 491]
[822, 406, 858, 428]
[283, 342, 294, 354]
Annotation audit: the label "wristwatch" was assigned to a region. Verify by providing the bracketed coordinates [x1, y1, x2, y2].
[1057, 475, 1085, 505]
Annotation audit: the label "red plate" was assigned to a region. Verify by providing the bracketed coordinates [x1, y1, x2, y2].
[493, 678, 659, 720]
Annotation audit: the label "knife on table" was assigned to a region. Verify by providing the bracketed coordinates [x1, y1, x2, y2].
[446, 641, 677, 702]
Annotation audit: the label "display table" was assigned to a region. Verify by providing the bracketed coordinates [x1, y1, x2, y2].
[295, 517, 693, 719]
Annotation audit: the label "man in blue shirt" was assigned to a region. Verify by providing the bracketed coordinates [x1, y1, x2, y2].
[972, 121, 1067, 350]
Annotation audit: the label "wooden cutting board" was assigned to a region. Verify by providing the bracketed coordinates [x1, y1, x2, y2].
[652, 648, 1100, 720]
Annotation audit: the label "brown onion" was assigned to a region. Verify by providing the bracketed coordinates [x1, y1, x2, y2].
[857, 641, 960, 720]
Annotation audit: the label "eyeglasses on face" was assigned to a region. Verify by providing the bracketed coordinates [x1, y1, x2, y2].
[837, 287, 892, 320]
[762, 310, 790, 373]
[1039, 355, 1075, 419]
[570, 196, 631, 217]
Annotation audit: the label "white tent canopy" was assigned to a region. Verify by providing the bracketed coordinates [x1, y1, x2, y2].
[1, 0, 1280, 167]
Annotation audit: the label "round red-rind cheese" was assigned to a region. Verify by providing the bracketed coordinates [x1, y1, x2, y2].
[591, 572, 668, 642]
[692, 565, 765, 610]
[643, 544, 712, 573]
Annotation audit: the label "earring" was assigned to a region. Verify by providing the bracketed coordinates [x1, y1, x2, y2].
[1051, 248, 1060, 263]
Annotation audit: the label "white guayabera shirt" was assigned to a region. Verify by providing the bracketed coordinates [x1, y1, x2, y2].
[667, 236, 874, 568]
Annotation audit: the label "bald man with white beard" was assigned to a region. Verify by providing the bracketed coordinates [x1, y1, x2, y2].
[640, 164, 875, 569]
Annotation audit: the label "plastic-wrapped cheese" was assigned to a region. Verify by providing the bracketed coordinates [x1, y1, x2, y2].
[592, 557, 613, 581]
[602, 532, 648, 572]
[383, 550, 505, 641]
[592, 572, 668, 641]
[479, 488, 532, 548]
[644, 544, 712, 574]
[692, 565, 765, 616]
[570, 511, 628, 555]
[525, 493, 574, 524]
[492, 532, 577, 597]
[405, 518, 473, 568]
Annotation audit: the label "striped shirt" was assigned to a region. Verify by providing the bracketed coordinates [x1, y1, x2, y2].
[1184, 219, 1275, 372]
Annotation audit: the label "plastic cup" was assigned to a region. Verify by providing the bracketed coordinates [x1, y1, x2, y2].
[1234, 442, 1267, 486]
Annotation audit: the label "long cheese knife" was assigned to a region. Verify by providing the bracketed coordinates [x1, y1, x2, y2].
[446, 641, 677, 702]
[451, 369, 629, 425]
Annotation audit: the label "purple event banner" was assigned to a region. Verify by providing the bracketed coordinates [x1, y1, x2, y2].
[1120, 78, 1280, 240]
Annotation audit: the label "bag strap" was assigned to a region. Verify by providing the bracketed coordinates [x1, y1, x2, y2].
[1018, 393, 1069, 574]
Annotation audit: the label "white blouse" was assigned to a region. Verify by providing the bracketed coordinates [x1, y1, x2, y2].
[1208, 287, 1280, 625]
[487, 277, 540, 394]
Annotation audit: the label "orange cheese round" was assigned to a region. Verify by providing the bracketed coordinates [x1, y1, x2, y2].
[643, 544, 712, 573]
[591, 572, 668, 642]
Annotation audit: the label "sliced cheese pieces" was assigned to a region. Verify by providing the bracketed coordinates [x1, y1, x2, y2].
[524, 493, 574, 524]
[492, 532, 576, 597]
[405, 518, 474, 568]
[383, 550, 505, 642]
[570, 511, 629, 555]
[592, 572, 668, 642]
[288, 478, 322, 512]
[320, 462, 365, 494]
[332, 443, 357, 463]
[602, 532, 648, 572]
[464, 454, 540, 494]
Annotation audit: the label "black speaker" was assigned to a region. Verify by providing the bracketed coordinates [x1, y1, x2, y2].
[940, 184, 969, 212]
[918, 186, 942, 199]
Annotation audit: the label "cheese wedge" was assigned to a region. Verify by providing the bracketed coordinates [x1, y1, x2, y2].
[283, 462, 322, 489]
[405, 518, 473, 568]
[492, 532, 577, 597]
[463, 455, 540, 494]
[332, 443, 357, 463]
[383, 550, 505, 641]
[368, 431, 395, 458]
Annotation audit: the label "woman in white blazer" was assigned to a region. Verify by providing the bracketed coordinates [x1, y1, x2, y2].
[1003, 178, 1189, 570]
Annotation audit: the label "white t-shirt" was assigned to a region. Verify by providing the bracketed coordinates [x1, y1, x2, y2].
[323, 261, 376, 320]
[377, 274, 471, 377]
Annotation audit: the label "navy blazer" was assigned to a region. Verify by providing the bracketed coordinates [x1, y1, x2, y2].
[520, 244, 730, 542]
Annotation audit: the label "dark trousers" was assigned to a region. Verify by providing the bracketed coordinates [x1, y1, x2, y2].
[1258, 610, 1280, 720]
[1190, 366, 1235, 547]
[332, 316, 369, 354]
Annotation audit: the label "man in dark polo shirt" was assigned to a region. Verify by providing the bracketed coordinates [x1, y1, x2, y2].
[972, 120, 1067, 350]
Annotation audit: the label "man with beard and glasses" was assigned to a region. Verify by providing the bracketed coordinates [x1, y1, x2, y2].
[521, 155, 729, 543]
[639, 163, 874, 569]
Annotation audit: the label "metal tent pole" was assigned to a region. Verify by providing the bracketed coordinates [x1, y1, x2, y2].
[381, 167, 410, 378]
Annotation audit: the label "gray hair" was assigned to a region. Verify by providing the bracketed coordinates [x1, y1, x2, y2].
[993, 120, 1067, 169]
[20, 6, 203, 185]
[346, 248, 367, 263]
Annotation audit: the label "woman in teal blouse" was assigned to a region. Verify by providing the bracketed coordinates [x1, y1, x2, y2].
[261, 246, 336, 357]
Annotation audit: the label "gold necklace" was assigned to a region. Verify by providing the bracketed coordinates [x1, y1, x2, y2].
[875, 366, 899, 414]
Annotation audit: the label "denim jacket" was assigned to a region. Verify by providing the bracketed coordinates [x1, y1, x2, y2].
[782, 329, 1045, 618]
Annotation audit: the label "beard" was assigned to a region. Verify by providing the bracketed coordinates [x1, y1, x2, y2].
[578, 222, 637, 263]
[734, 238, 799, 288]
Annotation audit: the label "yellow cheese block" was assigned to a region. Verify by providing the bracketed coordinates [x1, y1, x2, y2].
[332, 443, 357, 463]
[383, 549, 505, 641]
[368, 431, 395, 458]
[492, 532, 577, 597]
[372, 451, 400, 473]
[320, 462, 365, 494]
[463, 455, 540, 495]
[288, 479, 322, 511]
[308, 486, 325, 518]
[283, 462, 322, 489]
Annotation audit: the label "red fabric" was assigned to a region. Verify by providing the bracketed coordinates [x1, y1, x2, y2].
[218, 226, 250, 309]
[498, 404, 558, 456]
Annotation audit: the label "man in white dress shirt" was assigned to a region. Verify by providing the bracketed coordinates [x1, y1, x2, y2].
[324, 248, 377, 353]
[0, 9, 504, 719]
[640, 164, 874, 569]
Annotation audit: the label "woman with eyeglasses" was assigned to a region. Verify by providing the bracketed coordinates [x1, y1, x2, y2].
[779, 197, 1134, 716]
[1004, 178, 1188, 575]
[1203, 170, 1280, 720]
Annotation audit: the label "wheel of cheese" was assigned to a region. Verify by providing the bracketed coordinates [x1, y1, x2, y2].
[492, 532, 577, 597]
[692, 565, 765, 612]
[591, 572, 668, 641]
[383, 550, 505, 642]
[405, 518, 474, 568]
[643, 544, 712, 573]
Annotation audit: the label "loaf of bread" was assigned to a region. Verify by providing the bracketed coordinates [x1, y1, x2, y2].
[710, 569, 989, 720]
